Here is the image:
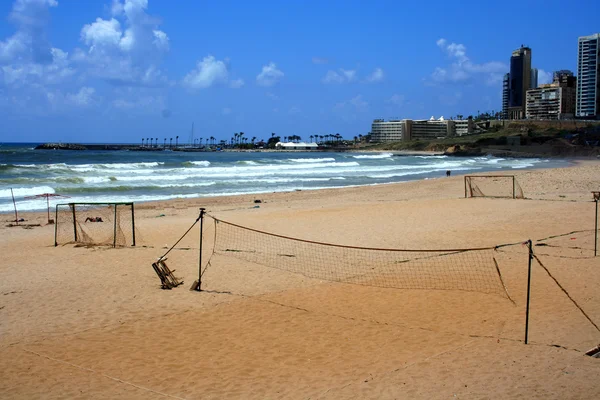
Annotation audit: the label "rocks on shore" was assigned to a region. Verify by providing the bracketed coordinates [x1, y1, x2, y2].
[35, 143, 87, 150]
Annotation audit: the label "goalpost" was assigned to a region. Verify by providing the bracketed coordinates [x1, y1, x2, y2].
[464, 175, 524, 199]
[54, 202, 136, 247]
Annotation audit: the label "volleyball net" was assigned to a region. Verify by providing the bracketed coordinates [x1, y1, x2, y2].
[205, 214, 522, 300]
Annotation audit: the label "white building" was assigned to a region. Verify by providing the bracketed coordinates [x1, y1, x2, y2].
[275, 142, 319, 150]
[371, 117, 475, 142]
[370, 119, 405, 142]
[576, 33, 600, 118]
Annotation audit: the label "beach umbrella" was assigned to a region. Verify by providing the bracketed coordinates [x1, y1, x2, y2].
[24, 193, 70, 224]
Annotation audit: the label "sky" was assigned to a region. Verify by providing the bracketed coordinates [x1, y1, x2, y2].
[0, 0, 598, 144]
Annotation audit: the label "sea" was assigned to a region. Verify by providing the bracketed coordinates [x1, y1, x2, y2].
[0, 143, 569, 213]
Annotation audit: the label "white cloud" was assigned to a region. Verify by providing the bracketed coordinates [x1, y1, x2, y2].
[229, 78, 244, 88]
[76, 0, 171, 87]
[322, 68, 356, 84]
[0, 0, 75, 95]
[81, 18, 122, 49]
[182, 55, 229, 89]
[66, 86, 97, 107]
[366, 67, 384, 83]
[431, 38, 507, 85]
[256, 62, 283, 86]
[152, 30, 169, 51]
[222, 107, 232, 115]
[538, 69, 553, 85]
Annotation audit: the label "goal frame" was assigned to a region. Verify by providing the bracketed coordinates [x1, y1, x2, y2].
[54, 202, 136, 247]
[464, 175, 518, 199]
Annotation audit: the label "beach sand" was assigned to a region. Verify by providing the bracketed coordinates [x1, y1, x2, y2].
[1, 161, 600, 399]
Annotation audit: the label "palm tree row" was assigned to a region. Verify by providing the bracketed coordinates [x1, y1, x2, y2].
[308, 133, 343, 144]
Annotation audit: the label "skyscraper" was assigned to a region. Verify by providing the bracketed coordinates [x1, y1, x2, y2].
[502, 73, 510, 119]
[576, 33, 600, 119]
[530, 68, 538, 89]
[508, 46, 532, 119]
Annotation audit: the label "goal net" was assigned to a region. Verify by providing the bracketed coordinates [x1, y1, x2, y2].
[54, 202, 136, 247]
[464, 175, 524, 199]
[206, 215, 521, 299]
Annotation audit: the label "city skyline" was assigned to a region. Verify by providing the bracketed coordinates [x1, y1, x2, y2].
[0, 0, 598, 143]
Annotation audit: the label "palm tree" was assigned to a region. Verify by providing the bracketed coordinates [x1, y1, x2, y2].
[155, 138, 158, 148]
[210, 136, 215, 145]
[175, 136, 179, 148]
[251, 136, 256, 146]
[163, 138, 166, 148]
[319, 135, 324, 143]
[271, 132, 276, 138]
[141, 138, 145, 147]
[169, 138, 172, 148]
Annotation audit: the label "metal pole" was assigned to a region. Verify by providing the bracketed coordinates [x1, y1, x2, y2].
[54, 205, 58, 246]
[513, 176, 516, 199]
[464, 177, 467, 198]
[10, 188, 18, 225]
[194, 208, 206, 291]
[72, 204, 78, 242]
[595, 200, 598, 257]
[113, 204, 118, 248]
[524, 239, 533, 344]
[131, 203, 136, 247]
[47, 196, 50, 224]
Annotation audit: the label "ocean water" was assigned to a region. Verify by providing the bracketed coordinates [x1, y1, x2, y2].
[0, 142, 568, 213]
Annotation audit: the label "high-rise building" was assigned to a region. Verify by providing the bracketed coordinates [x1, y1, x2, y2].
[508, 46, 532, 119]
[502, 73, 510, 119]
[526, 70, 576, 120]
[530, 68, 538, 89]
[576, 33, 600, 119]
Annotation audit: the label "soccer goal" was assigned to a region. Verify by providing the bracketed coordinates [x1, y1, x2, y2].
[464, 175, 524, 199]
[54, 202, 136, 247]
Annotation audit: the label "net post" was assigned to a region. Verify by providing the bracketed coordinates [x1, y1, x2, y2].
[513, 176, 516, 199]
[54, 205, 58, 246]
[10, 188, 18, 226]
[113, 204, 118, 248]
[71, 204, 78, 242]
[524, 239, 533, 344]
[464, 176, 467, 198]
[131, 203, 136, 247]
[193, 208, 206, 292]
[595, 199, 598, 257]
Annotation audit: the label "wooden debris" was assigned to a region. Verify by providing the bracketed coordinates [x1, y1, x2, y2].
[151, 257, 183, 290]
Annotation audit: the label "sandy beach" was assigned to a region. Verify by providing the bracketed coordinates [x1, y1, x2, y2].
[1, 161, 600, 399]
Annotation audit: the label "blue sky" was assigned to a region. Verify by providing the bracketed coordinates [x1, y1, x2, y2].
[0, 0, 598, 144]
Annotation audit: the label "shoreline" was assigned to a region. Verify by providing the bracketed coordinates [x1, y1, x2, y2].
[3, 159, 594, 220]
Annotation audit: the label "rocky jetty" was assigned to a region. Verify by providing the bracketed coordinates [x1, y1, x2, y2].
[35, 143, 88, 150]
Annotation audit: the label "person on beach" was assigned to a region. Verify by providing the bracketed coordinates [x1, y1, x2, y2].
[446, 170, 451, 177]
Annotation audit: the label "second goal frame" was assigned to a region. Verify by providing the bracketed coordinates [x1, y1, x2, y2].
[464, 175, 518, 199]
